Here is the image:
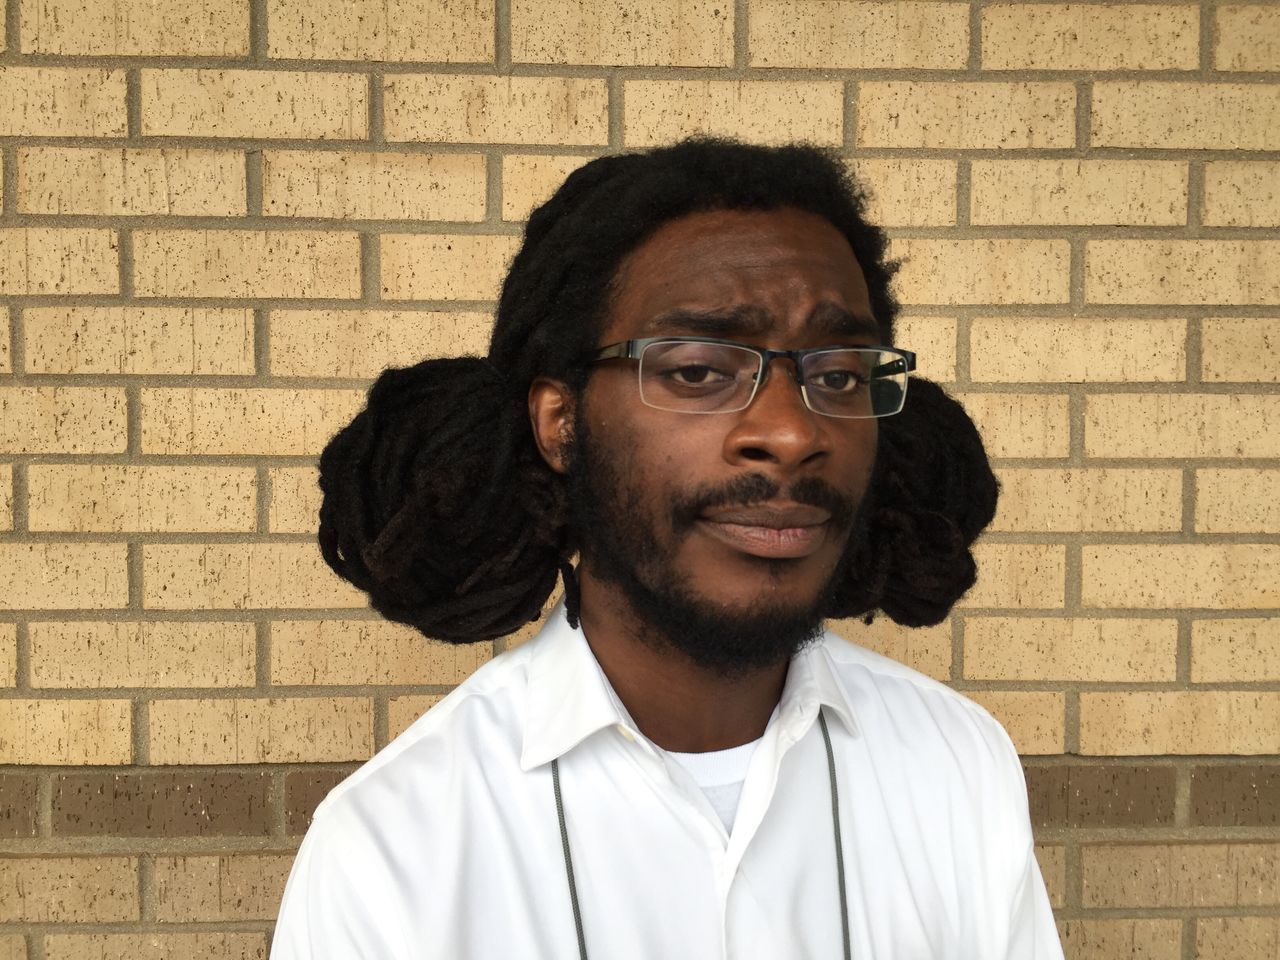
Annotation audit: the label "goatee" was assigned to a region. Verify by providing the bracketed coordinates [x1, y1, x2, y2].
[564, 408, 868, 679]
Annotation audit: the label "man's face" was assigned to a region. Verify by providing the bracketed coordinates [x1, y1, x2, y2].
[566, 206, 880, 676]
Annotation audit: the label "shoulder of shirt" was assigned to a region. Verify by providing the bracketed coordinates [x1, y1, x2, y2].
[819, 629, 1017, 756]
[307, 638, 535, 825]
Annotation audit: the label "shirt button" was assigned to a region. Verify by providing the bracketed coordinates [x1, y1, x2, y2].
[617, 724, 636, 742]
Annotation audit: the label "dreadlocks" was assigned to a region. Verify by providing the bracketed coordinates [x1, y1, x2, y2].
[317, 138, 998, 643]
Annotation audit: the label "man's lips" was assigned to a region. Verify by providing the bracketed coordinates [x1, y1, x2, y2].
[697, 503, 831, 559]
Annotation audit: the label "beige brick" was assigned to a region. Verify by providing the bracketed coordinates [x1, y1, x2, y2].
[0, 544, 129, 609]
[381, 234, 520, 301]
[991, 467, 1183, 533]
[1216, 5, 1280, 70]
[0, 936, 23, 960]
[388, 694, 445, 740]
[0, 464, 11, 532]
[501, 154, 594, 222]
[153, 855, 293, 921]
[24, 0, 247, 54]
[29, 621, 256, 688]
[1197, 468, 1280, 533]
[0, 67, 126, 137]
[271, 309, 492, 377]
[1093, 81, 1280, 150]
[1196, 917, 1280, 960]
[514, 0, 732, 65]
[133, 230, 360, 299]
[1082, 843, 1280, 906]
[847, 159, 956, 227]
[1036, 845, 1066, 908]
[141, 387, 364, 455]
[269, 0, 492, 61]
[889, 239, 1070, 305]
[893, 317, 956, 382]
[141, 69, 367, 139]
[149, 697, 372, 763]
[971, 318, 1186, 383]
[1191, 618, 1280, 683]
[262, 151, 485, 221]
[44, 933, 267, 960]
[28, 465, 257, 533]
[624, 79, 843, 147]
[962, 543, 1066, 608]
[268, 466, 321, 534]
[1056, 919, 1182, 959]
[384, 75, 608, 145]
[1204, 162, 1280, 227]
[1081, 692, 1280, 754]
[750, 0, 967, 68]
[1085, 394, 1280, 458]
[1084, 545, 1279, 609]
[272, 619, 492, 685]
[982, 4, 1198, 70]
[1202, 318, 1280, 382]
[858, 82, 1075, 149]
[0, 857, 137, 922]
[0, 309, 9, 373]
[0, 700, 132, 764]
[24, 307, 255, 376]
[0, 228, 118, 295]
[1, 623, 16, 686]
[965, 617, 1177, 682]
[829, 615, 951, 681]
[1086, 240, 1280, 305]
[965, 691, 1065, 755]
[142, 543, 367, 609]
[954, 392, 1071, 459]
[971, 159, 1186, 226]
[18, 147, 246, 216]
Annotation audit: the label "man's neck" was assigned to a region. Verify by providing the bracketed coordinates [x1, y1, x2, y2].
[574, 572, 790, 754]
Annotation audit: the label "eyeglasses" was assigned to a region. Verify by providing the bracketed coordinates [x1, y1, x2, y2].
[584, 336, 917, 419]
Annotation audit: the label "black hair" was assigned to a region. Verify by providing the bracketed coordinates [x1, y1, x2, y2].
[318, 137, 998, 643]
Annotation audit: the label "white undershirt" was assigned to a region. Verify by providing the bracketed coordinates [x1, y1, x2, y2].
[667, 736, 762, 832]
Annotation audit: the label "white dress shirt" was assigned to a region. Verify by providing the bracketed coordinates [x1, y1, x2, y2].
[272, 601, 1064, 959]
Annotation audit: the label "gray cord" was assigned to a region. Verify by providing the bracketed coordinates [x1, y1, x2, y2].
[554, 709, 850, 959]
[552, 758, 589, 960]
[819, 708, 852, 960]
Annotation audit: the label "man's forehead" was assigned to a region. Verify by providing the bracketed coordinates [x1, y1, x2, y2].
[641, 302, 880, 340]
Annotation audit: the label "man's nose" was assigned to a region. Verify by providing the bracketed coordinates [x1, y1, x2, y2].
[722, 358, 829, 468]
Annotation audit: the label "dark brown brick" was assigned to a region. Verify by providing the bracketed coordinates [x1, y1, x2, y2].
[1024, 763, 1176, 828]
[0, 774, 39, 839]
[52, 771, 269, 837]
[1191, 764, 1280, 827]
[286, 768, 355, 835]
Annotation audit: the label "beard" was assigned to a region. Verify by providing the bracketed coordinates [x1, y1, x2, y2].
[563, 406, 870, 679]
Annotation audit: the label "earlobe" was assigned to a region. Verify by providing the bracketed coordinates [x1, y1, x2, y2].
[528, 378, 575, 475]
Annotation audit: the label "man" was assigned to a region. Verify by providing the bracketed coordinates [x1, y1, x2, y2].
[273, 139, 1064, 958]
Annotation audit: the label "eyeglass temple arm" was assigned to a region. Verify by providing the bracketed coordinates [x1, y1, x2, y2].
[871, 349, 916, 378]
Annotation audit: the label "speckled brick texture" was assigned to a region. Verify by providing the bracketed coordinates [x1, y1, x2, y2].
[0, 0, 1276, 950]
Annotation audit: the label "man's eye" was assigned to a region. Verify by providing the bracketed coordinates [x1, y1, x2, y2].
[667, 365, 732, 385]
[810, 370, 867, 392]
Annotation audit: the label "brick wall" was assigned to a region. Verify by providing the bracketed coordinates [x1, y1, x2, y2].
[0, 0, 1277, 957]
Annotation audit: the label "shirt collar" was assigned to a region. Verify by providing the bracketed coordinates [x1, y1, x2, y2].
[520, 599, 860, 771]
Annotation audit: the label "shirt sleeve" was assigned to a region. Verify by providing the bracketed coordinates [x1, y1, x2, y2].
[271, 809, 408, 960]
[1004, 841, 1065, 960]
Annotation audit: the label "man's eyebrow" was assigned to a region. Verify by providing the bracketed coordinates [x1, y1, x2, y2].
[643, 302, 880, 339]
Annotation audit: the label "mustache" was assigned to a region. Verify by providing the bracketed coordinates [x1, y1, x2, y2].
[670, 473, 858, 533]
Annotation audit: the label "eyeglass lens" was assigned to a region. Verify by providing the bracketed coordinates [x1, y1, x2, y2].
[637, 341, 908, 418]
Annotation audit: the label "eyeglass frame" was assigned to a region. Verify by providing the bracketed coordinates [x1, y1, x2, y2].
[582, 335, 918, 418]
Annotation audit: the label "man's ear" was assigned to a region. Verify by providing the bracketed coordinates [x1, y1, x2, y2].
[528, 377, 576, 475]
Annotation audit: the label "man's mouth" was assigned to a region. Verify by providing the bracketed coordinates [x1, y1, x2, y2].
[697, 503, 831, 559]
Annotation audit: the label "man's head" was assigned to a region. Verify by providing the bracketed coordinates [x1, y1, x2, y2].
[531, 206, 881, 676]
[317, 139, 998, 649]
